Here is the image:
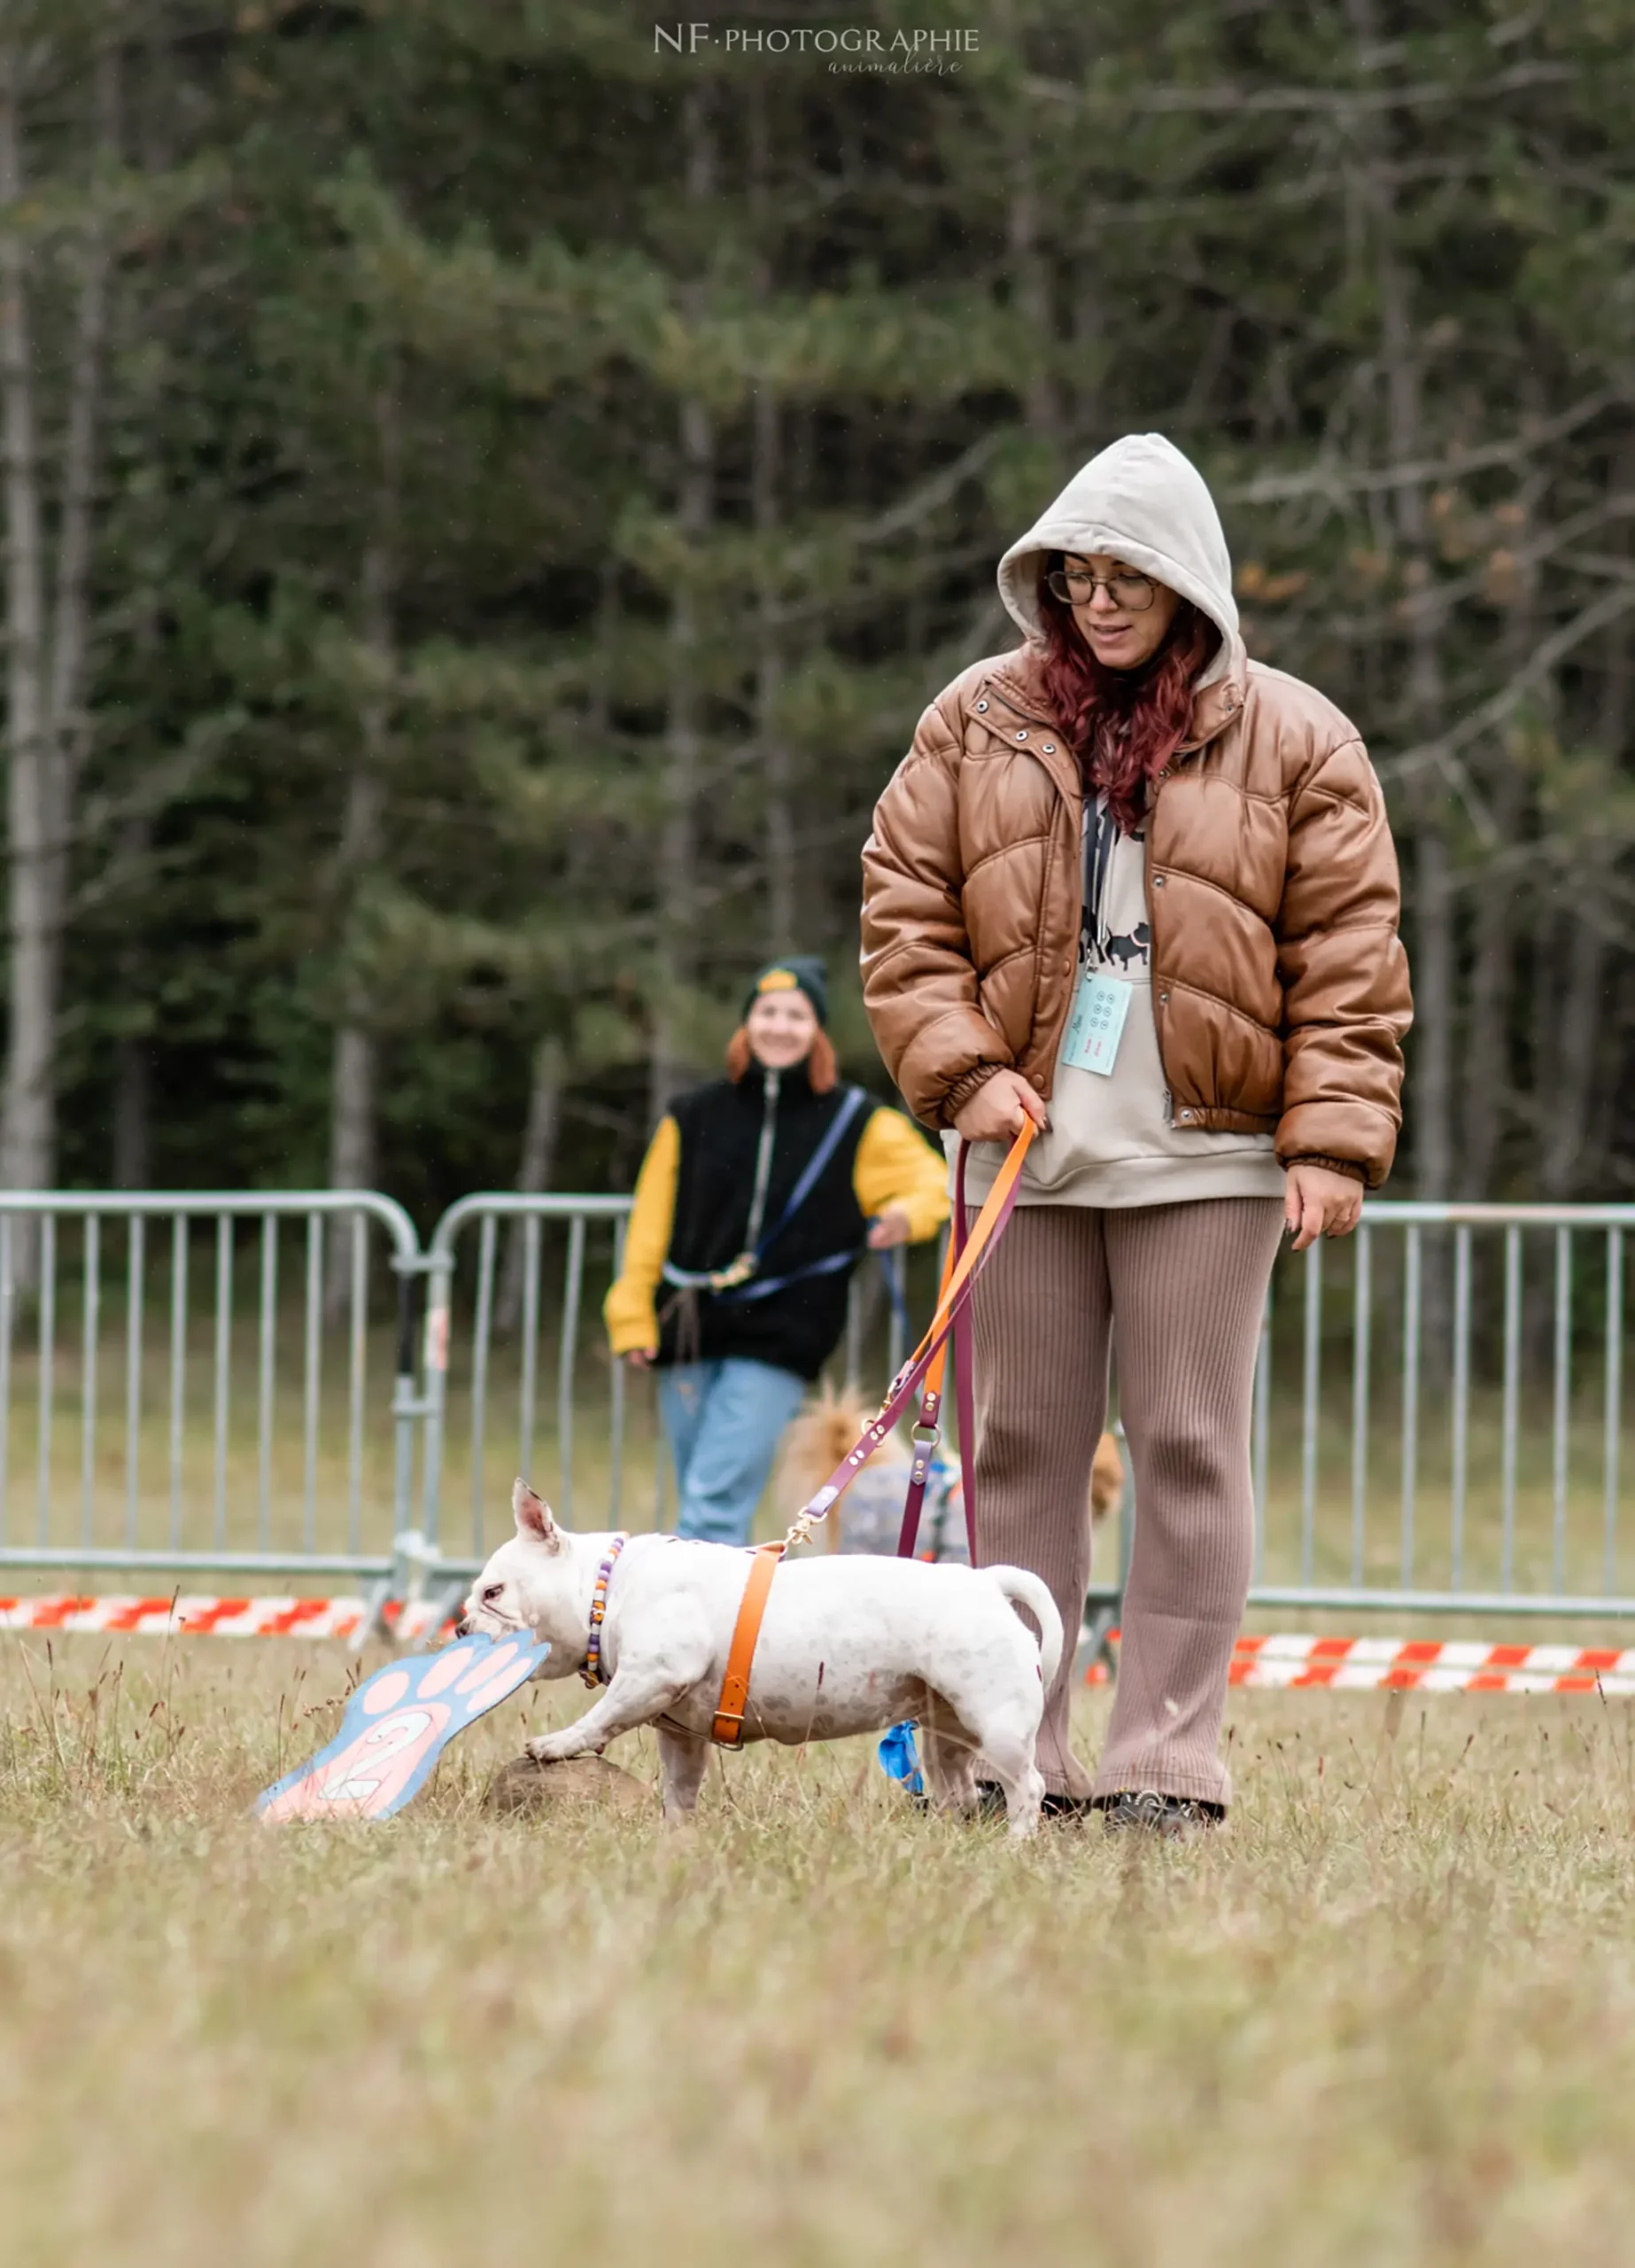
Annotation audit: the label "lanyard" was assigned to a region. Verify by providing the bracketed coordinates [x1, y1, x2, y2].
[1082, 792, 1119, 968]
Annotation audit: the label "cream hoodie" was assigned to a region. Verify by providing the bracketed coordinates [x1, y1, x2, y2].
[957, 433, 1285, 1211]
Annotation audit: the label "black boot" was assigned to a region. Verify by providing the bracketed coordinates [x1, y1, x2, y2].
[1096, 1789, 1223, 1839]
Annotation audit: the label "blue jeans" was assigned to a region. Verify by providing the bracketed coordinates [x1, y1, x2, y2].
[658, 1357, 809, 1546]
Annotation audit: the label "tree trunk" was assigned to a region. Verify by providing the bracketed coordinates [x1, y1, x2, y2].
[325, 397, 396, 1315]
[755, 380, 795, 955]
[647, 83, 714, 1125]
[1457, 757, 1527, 1200]
[1539, 534, 1630, 1200]
[0, 52, 51, 1211]
[1007, 123, 1061, 448]
[0, 40, 116, 1275]
[1461, 473, 1546, 1200]
[748, 82, 794, 957]
[1539, 913, 1606, 1200]
[112, 1036, 150, 1189]
[50, 37, 116, 832]
[110, 12, 172, 1200]
[1343, 0, 1456, 1391]
[1071, 263, 1101, 440]
[112, 812, 151, 1188]
[496, 1034, 566, 1334]
[324, 535, 391, 1304]
[993, 0, 1060, 448]
[326, 538, 391, 1170]
[329, 1021, 378, 1191]
[1410, 826, 1455, 1200]
[1343, 0, 1453, 1206]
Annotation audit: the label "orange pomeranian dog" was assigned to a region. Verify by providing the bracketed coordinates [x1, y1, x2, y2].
[775, 1386, 1124, 1562]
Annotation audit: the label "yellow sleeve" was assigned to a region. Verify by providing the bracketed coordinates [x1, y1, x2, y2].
[604, 1115, 679, 1355]
[852, 1106, 950, 1241]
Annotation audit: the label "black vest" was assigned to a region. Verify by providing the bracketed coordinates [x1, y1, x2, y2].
[659, 1067, 871, 1381]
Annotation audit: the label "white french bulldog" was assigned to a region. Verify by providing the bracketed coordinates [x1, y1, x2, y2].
[461, 1480, 1063, 1838]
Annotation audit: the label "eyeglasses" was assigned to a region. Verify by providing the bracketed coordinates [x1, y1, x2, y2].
[1046, 565, 1157, 612]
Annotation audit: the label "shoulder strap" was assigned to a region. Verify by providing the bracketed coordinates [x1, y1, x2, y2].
[754, 1084, 867, 1261]
[661, 1082, 868, 1298]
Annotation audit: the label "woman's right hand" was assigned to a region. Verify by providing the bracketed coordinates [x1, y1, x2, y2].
[951, 1069, 1049, 1145]
[624, 1348, 656, 1370]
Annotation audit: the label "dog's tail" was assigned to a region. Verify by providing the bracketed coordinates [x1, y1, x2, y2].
[984, 1566, 1064, 1688]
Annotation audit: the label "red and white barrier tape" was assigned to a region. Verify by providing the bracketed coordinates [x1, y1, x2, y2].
[4, 1601, 1635, 1694]
[0, 1595, 452, 1642]
[1226, 1632, 1635, 1697]
[1084, 1630, 1635, 1694]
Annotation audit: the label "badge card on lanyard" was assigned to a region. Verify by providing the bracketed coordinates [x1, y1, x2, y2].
[1060, 971, 1133, 1076]
[1066, 790, 1137, 1076]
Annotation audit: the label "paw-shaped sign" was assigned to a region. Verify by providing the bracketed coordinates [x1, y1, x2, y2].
[256, 1632, 551, 1823]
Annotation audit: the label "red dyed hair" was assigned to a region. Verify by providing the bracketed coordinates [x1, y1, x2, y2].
[725, 1025, 838, 1094]
[1035, 563, 1221, 835]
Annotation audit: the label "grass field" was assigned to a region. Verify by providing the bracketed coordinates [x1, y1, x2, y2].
[3, 1637, 1635, 2266]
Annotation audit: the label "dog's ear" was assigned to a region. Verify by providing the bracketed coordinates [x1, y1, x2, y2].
[513, 1479, 562, 1550]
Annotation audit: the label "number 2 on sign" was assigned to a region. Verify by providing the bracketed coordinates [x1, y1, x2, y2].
[1061, 970, 1134, 1076]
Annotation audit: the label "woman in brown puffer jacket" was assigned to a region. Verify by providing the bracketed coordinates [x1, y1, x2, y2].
[861, 431, 1412, 1835]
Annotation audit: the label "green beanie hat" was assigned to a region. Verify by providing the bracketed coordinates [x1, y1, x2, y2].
[743, 955, 828, 1028]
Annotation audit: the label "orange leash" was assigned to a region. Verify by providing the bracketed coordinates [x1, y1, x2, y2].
[707, 1119, 1035, 1749]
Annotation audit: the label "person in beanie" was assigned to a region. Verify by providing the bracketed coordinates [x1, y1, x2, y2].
[606, 957, 948, 1546]
[862, 433, 1411, 1834]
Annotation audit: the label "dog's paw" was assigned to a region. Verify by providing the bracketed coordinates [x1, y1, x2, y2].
[525, 1732, 575, 1765]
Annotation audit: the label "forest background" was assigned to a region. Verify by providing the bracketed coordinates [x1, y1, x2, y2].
[2, 0, 1631, 1239]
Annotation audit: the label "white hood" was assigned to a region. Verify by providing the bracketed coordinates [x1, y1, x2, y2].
[996, 432, 1239, 688]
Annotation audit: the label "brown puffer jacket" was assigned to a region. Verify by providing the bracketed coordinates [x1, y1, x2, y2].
[861, 641, 1413, 1188]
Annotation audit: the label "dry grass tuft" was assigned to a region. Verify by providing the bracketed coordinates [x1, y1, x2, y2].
[2, 1638, 1635, 2265]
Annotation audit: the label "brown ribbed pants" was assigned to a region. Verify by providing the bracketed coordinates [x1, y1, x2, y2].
[967, 1199, 1284, 1808]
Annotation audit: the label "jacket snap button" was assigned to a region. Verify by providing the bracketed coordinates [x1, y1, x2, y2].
[976, 699, 988, 711]
[1158, 990, 1169, 1004]
[1016, 730, 1027, 740]
[1152, 874, 1165, 888]
[1042, 742, 1055, 753]
[1180, 1110, 1193, 1122]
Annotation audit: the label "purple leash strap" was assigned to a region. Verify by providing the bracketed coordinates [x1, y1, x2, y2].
[952, 1143, 980, 1560]
[895, 1141, 980, 1562]
[794, 1131, 1029, 1554]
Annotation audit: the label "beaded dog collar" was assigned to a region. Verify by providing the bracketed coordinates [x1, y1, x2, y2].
[582, 1532, 631, 1689]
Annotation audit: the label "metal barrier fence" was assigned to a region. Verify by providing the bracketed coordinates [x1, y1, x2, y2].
[0, 1189, 1629, 1634]
[418, 1195, 634, 1580]
[1248, 1201, 1632, 1620]
[0, 1193, 424, 1586]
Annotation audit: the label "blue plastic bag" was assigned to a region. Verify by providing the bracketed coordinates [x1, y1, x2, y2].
[877, 1718, 924, 1797]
